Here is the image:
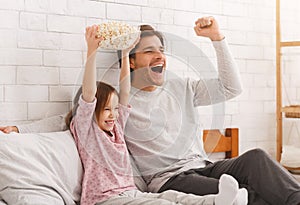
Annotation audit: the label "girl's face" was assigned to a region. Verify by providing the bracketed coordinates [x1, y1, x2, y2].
[98, 93, 119, 132]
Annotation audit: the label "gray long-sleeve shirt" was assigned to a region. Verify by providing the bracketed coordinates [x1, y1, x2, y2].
[17, 114, 67, 133]
[124, 39, 242, 192]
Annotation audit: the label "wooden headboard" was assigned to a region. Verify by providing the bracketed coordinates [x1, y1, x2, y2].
[203, 128, 239, 159]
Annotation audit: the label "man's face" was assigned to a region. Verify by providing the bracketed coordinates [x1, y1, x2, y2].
[130, 35, 166, 90]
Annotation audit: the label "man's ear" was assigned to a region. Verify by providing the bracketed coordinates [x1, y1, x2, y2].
[129, 58, 135, 69]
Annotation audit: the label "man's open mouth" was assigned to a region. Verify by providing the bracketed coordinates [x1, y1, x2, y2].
[151, 65, 163, 73]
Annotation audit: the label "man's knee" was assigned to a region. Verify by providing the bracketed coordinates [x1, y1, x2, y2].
[241, 148, 269, 161]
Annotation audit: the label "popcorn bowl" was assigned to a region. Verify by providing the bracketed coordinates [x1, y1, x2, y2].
[97, 21, 140, 50]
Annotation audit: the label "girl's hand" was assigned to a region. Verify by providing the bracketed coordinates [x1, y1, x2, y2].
[122, 35, 140, 57]
[194, 16, 224, 41]
[85, 25, 103, 57]
[0, 126, 19, 134]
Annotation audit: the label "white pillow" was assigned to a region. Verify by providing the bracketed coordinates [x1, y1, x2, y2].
[281, 145, 300, 168]
[0, 131, 82, 205]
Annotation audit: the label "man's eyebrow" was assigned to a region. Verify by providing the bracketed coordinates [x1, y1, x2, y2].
[140, 46, 164, 50]
[140, 46, 155, 50]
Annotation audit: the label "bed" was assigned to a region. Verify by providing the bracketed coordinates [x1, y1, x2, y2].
[0, 128, 239, 204]
[203, 128, 239, 159]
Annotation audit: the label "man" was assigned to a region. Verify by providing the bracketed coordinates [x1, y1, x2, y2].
[122, 17, 300, 205]
[2, 17, 300, 205]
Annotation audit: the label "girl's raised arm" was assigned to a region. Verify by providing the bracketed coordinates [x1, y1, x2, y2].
[82, 25, 102, 103]
[119, 49, 131, 106]
[119, 37, 140, 105]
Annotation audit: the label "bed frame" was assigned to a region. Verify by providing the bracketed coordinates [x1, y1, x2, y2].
[203, 128, 239, 158]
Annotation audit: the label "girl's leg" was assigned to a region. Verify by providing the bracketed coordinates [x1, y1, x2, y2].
[98, 189, 215, 205]
[98, 182, 246, 205]
[138, 190, 215, 205]
[96, 190, 181, 205]
[149, 174, 247, 205]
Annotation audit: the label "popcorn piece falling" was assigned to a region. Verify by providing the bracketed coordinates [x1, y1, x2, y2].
[96, 21, 139, 50]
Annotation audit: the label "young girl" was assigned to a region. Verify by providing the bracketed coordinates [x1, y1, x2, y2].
[65, 25, 247, 205]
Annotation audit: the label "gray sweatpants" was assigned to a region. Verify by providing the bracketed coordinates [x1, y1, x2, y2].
[97, 189, 216, 205]
[158, 148, 300, 205]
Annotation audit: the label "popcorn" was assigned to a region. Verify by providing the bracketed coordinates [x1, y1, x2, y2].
[96, 21, 140, 50]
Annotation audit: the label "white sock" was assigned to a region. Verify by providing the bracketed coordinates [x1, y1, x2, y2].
[234, 188, 248, 205]
[215, 174, 239, 205]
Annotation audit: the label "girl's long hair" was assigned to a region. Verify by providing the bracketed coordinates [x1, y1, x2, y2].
[65, 82, 118, 128]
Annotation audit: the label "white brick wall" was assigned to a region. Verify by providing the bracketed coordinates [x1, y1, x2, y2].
[107, 4, 141, 21]
[20, 12, 46, 31]
[43, 50, 83, 67]
[0, 10, 19, 29]
[0, 0, 299, 157]
[17, 66, 59, 85]
[47, 15, 86, 34]
[0, 48, 43, 65]
[0, 66, 16, 84]
[5, 85, 48, 102]
[28, 102, 69, 120]
[0, 86, 3, 101]
[60, 67, 83, 85]
[18, 30, 61, 49]
[0, 103, 27, 121]
[49, 86, 77, 101]
[0, 30, 17, 48]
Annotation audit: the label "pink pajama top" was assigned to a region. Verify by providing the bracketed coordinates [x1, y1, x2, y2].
[70, 96, 136, 205]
